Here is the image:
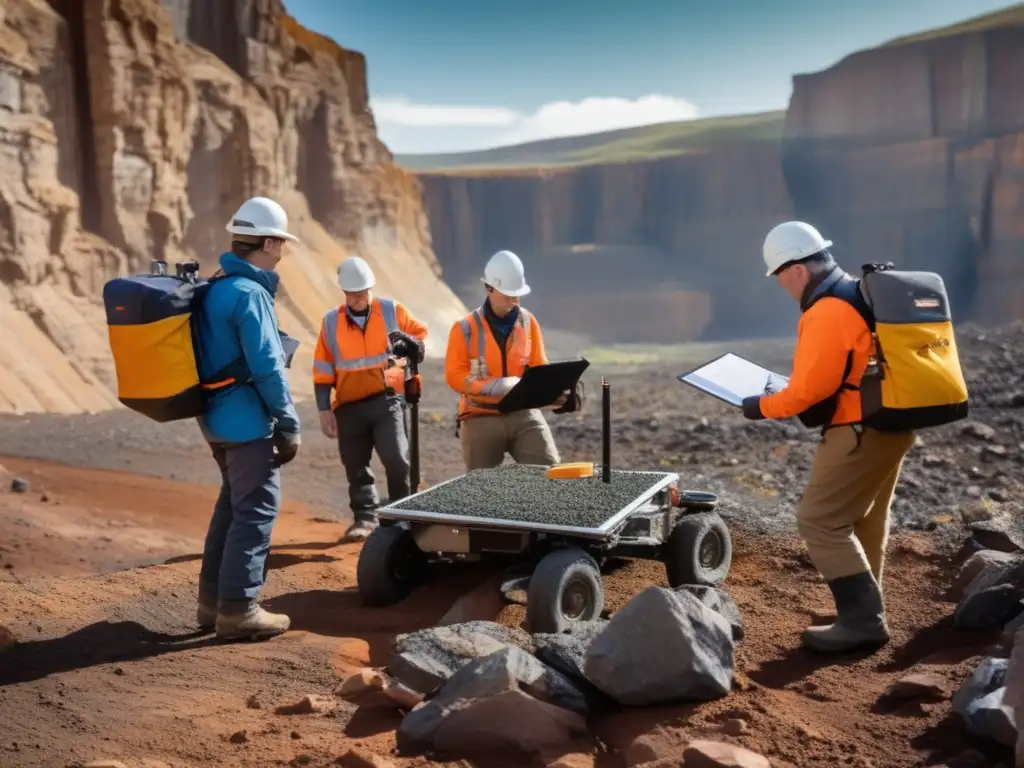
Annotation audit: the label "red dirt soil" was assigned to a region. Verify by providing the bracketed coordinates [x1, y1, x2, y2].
[0, 455, 1012, 768]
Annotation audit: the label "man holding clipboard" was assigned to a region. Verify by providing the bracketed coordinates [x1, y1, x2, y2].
[444, 250, 584, 470]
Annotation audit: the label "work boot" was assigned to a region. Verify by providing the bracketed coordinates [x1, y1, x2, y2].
[801, 571, 890, 653]
[215, 599, 290, 641]
[197, 600, 217, 631]
[342, 514, 378, 543]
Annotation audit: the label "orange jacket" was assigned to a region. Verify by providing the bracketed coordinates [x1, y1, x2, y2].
[313, 297, 427, 409]
[445, 304, 547, 419]
[759, 296, 872, 427]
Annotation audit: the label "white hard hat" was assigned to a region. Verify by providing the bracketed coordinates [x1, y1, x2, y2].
[337, 256, 375, 292]
[482, 250, 530, 297]
[762, 221, 832, 277]
[226, 196, 298, 242]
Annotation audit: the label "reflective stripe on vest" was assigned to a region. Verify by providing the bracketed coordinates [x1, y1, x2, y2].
[458, 306, 532, 409]
[317, 298, 400, 375]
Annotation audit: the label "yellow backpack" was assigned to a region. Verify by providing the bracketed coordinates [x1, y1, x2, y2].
[103, 261, 241, 423]
[836, 262, 969, 431]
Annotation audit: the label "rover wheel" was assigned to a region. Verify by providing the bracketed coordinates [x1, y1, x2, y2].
[664, 511, 732, 588]
[356, 524, 428, 606]
[525, 547, 604, 634]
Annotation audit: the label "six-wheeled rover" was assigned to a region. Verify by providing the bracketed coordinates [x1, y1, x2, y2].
[356, 371, 733, 634]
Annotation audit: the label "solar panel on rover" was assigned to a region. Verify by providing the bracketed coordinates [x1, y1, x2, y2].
[387, 463, 672, 531]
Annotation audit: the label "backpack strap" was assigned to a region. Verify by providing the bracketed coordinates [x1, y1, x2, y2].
[193, 270, 263, 392]
[829, 276, 875, 332]
[796, 267, 875, 435]
[824, 276, 873, 396]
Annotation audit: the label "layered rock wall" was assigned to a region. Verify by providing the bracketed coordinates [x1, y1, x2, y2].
[419, 25, 1024, 343]
[0, 0, 465, 414]
[783, 26, 1024, 326]
[420, 142, 796, 344]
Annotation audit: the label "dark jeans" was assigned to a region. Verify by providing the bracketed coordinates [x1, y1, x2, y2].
[199, 437, 281, 602]
[335, 394, 411, 520]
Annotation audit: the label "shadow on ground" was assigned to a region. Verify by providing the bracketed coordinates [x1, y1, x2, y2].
[0, 621, 218, 686]
[875, 615, 1001, 673]
[910, 712, 1015, 767]
[748, 643, 882, 689]
[265, 562, 508, 666]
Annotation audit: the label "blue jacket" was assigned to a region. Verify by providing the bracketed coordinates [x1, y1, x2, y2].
[195, 252, 301, 444]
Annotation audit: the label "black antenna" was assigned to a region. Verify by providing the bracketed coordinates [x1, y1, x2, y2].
[407, 355, 421, 492]
[602, 378, 611, 483]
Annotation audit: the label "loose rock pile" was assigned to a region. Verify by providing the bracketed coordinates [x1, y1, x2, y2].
[947, 529, 1023, 752]
[331, 521, 1024, 765]
[337, 585, 757, 763]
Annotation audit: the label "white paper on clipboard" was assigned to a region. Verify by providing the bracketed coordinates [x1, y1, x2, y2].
[676, 352, 790, 408]
[279, 333, 300, 369]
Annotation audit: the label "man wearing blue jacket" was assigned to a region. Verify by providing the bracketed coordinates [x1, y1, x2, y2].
[193, 196, 302, 641]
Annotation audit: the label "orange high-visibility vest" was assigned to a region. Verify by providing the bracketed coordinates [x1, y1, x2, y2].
[444, 304, 547, 420]
[313, 298, 426, 409]
[759, 296, 872, 428]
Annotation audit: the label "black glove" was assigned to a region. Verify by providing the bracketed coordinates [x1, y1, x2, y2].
[389, 331, 425, 363]
[272, 428, 301, 467]
[741, 395, 765, 421]
[553, 381, 585, 414]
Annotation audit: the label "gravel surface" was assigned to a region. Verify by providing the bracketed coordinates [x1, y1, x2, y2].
[389, 463, 673, 530]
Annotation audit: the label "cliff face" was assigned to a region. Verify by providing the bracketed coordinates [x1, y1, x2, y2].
[420, 142, 796, 344]
[783, 26, 1024, 326]
[0, 0, 465, 414]
[417, 23, 1024, 344]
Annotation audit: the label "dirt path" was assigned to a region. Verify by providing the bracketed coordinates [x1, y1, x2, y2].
[0, 457, 1012, 768]
[0, 455, 339, 583]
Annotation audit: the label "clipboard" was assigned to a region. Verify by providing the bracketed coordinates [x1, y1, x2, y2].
[278, 332, 300, 369]
[497, 357, 590, 413]
[676, 352, 789, 408]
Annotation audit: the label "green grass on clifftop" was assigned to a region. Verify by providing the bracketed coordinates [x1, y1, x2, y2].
[396, 110, 785, 172]
[879, 3, 1024, 47]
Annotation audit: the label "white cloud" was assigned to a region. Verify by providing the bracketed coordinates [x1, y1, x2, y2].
[370, 97, 518, 128]
[371, 94, 699, 152]
[501, 94, 699, 145]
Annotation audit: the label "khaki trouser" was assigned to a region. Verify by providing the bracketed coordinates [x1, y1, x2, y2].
[1005, 632, 1024, 766]
[459, 409, 560, 470]
[796, 425, 915, 583]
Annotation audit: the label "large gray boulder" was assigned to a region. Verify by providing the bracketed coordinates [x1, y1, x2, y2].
[957, 686, 1018, 747]
[387, 621, 534, 695]
[675, 584, 745, 642]
[533, 620, 608, 682]
[955, 555, 1024, 630]
[1004, 605, 1024, 647]
[961, 553, 1024, 597]
[396, 645, 587, 757]
[583, 586, 734, 706]
[952, 658, 1018, 747]
[956, 584, 1024, 630]
[951, 550, 1022, 601]
[533, 620, 614, 709]
[969, 520, 1024, 554]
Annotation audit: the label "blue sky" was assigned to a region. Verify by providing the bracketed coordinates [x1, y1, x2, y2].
[284, 0, 1014, 155]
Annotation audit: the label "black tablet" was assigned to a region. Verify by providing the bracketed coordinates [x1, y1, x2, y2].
[497, 357, 590, 413]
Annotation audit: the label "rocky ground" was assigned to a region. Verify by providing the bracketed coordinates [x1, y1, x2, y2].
[0, 324, 1021, 766]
